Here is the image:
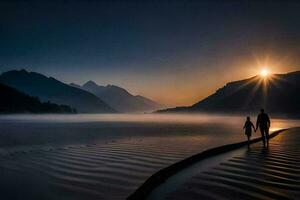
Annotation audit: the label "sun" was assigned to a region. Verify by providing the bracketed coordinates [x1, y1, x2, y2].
[260, 69, 269, 77]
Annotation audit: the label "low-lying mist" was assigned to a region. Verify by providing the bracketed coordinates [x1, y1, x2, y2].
[0, 113, 299, 149]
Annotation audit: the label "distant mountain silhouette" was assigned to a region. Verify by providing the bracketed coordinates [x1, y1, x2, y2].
[158, 71, 300, 117]
[0, 83, 75, 113]
[0, 70, 115, 113]
[69, 83, 81, 88]
[72, 80, 164, 113]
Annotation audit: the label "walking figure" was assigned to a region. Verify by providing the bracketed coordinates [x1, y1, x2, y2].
[243, 116, 255, 147]
[256, 109, 271, 147]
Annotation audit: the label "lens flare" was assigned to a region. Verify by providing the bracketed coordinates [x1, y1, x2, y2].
[260, 69, 269, 77]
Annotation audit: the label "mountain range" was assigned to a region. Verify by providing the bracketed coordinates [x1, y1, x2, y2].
[71, 81, 164, 113]
[0, 83, 75, 114]
[0, 70, 115, 113]
[2, 69, 299, 116]
[158, 71, 300, 117]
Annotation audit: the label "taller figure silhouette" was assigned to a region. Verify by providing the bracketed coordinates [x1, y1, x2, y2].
[256, 109, 271, 147]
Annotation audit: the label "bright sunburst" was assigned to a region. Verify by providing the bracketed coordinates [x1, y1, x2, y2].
[260, 69, 269, 77]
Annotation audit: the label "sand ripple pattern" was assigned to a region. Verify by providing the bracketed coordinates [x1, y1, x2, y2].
[0, 137, 215, 200]
[167, 128, 300, 200]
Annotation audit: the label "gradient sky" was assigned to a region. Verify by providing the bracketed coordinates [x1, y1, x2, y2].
[1, 1, 300, 106]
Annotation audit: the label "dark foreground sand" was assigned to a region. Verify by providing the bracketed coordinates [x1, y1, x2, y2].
[147, 128, 300, 200]
[1, 115, 299, 200]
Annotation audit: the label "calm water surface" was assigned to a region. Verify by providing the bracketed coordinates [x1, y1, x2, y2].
[0, 114, 299, 200]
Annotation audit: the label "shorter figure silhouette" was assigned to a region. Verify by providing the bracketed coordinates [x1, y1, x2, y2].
[243, 116, 255, 147]
[256, 109, 271, 148]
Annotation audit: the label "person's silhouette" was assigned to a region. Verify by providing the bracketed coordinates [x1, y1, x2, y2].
[243, 116, 255, 147]
[256, 109, 271, 147]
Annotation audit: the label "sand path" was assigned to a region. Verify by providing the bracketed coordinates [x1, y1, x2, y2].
[146, 128, 300, 200]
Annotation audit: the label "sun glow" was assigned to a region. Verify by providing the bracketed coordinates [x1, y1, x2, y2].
[260, 69, 269, 77]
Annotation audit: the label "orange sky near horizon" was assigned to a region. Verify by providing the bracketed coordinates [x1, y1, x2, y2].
[30, 53, 300, 107]
[2, 1, 300, 107]
[132, 56, 300, 107]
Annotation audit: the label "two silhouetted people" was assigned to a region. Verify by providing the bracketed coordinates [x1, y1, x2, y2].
[256, 109, 271, 147]
[243, 109, 271, 148]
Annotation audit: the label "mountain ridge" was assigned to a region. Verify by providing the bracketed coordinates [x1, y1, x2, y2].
[158, 70, 300, 117]
[74, 81, 164, 113]
[0, 83, 75, 114]
[0, 70, 116, 113]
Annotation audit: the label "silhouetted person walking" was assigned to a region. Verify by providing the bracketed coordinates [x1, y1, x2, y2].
[256, 109, 271, 147]
[243, 116, 255, 147]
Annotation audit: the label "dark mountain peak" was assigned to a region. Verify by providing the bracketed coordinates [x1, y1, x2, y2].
[0, 83, 75, 114]
[158, 70, 300, 117]
[2, 69, 28, 76]
[225, 75, 257, 87]
[0, 70, 115, 113]
[106, 84, 118, 88]
[282, 70, 300, 79]
[83, 80, 98, 88]
[6, 69, 29, 74]
[20, 69, 28, 73]
[105, 84, 131, 95]
[1, 69, 48, 80]
[105, 84, 124, 90]
[70, 83, 81, 88]
[284, 70, 300, 75]
[77, 80, 164, 113]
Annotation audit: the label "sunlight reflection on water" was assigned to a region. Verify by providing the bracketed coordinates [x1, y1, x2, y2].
[0, 113, 298, 148]
[0, 113, 299, 128]
[0, 113, 299, 200]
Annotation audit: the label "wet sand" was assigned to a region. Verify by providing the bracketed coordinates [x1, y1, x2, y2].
[0, 114, 299, 200]
[147, 128, 300, 200]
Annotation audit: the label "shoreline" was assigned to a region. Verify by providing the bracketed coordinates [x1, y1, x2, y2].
[127, 128, 288, 200]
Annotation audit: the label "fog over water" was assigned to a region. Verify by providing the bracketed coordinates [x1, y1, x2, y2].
[0, 114, 299, 200]
[0, 114, 299, 147]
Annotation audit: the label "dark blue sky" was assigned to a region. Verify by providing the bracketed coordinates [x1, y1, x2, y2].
[1, 1, 300, 105]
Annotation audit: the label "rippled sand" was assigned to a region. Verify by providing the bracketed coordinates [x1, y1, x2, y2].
[165, 128, 300, 200]
[0, 114, 299, 200]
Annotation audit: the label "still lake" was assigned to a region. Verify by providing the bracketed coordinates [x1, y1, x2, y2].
[0, 114, 299, 200]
